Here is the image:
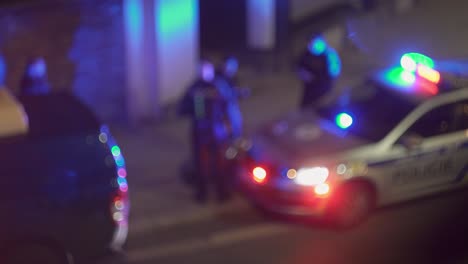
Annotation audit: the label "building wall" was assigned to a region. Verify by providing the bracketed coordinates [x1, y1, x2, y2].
[289, 0, 344, 23]
[199, 0, 246, 52]
[0, 0, 126, 122]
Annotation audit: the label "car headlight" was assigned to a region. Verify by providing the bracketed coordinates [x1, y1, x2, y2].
[294, 167, 329, 186]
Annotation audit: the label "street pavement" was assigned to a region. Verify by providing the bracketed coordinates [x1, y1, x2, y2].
[108, 1, 468, 263]
[126, 188, 468, 264]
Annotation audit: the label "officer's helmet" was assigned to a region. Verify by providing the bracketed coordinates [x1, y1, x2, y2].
[200, 60, 215, 82]
[26, 57, 47, 79]
[223, 56, 239, 78]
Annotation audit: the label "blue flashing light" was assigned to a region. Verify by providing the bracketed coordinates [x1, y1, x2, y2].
[0, 54, 5, 85]
[327, 48, 341, 78]
[308, 36, 327, 55]
[335, 112, 353, 129]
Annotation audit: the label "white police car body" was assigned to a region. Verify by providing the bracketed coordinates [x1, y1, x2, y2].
[237, 53, 468, 227]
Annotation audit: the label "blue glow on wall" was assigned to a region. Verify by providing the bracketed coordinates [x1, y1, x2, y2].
[155, 0, 199, 103]
[156, 0, 197, 38]
[124, 0, 144, 42]
[123, 0, 199, 121]
[68, 2, 126, 122]
[247, 0, 275, 49]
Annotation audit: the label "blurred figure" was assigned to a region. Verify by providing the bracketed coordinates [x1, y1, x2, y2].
[0, 54, 5, 87]
[19, 57, 51, 96]
[0, 54, 29, 137]
[178, 60, 231, 203]
[297, 34, 341, 109]
[215, 56, 251, 190]
[215, 56, 249, 140]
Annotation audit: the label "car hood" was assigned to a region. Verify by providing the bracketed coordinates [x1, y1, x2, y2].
[254, 109, 370, 165]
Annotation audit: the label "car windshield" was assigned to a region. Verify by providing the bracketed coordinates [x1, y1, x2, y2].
[317, 80, 418, 142]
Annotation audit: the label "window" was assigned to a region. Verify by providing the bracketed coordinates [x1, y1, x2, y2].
[406, 103, 458, 138]
[454, 99, 468, 131]
[317, 80, 418, 142]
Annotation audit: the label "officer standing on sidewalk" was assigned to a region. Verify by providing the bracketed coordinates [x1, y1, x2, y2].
[179, 60, 231, 203]
[214, 56, 251, 190]
[296, 34, 341, 109]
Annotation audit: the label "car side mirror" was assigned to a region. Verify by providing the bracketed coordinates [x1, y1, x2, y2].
[399, 133, 423, 150]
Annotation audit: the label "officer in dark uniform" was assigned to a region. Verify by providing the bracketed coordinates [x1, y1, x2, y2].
[214, 56, 251, 190]
[19, 57, 51, 96]
[179, 60, 231, 203]
[215, 56, 249, 140]
[297, 34, 341, 109]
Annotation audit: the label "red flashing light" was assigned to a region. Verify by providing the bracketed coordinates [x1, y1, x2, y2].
[419, 81, 439, 95]
[252, 166, 267, 184]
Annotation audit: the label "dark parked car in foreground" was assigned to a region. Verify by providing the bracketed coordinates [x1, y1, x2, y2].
[0, 91, 129, 264]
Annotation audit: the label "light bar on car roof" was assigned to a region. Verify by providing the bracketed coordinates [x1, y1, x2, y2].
[401, 52, 435, 71]
[416, 65, 440, 84]
[400, 52, 440, 84]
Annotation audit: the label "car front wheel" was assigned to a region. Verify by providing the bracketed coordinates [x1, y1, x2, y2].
[328, 183, 375, 229]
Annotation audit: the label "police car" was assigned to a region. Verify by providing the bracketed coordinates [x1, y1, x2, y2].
[234, 53, 468, 228]
[0, 91, 129, 263]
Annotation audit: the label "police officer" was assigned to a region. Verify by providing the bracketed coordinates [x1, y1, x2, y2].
[0, 54, 29, 136]
[297, 34, 341, 109]
[19, 57, 51, 96]
[215, 56, 249, 140]
[214, 56, 251, 190]
[179, 60, 231, 203]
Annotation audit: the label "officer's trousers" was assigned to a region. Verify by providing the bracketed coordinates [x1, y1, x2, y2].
[192, 133, 230, 202]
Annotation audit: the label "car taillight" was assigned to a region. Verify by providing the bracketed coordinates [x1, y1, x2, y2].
[252, 166, 267, 184]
